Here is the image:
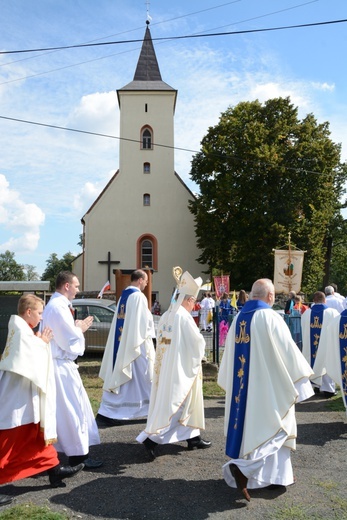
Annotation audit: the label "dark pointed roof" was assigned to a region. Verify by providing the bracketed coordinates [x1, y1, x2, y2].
[119, 24, 175, 92]
[134, 25, 162, 81]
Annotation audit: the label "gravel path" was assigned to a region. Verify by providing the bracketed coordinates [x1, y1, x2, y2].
[1, 394, 346, 519]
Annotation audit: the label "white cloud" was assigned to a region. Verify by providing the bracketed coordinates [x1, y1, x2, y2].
[311, 82, 335, 92]
[0, 174, 45, 253]
[68, 91, 119, 142]
[72, 170, 116, 214]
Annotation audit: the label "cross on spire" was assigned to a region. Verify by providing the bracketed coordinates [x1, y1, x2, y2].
[145, 0, 152, 24]
[98, 251, 120, 281]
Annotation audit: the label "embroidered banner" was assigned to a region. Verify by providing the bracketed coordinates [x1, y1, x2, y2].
[273, 249, 304, 294]
[213, 275, 230, 300]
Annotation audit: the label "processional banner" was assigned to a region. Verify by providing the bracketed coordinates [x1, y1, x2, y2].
[213, 275, 230, 299]
[273, 249, 304, 294]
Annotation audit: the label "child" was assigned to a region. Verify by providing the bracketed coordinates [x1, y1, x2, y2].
[0, 294, 84, 498]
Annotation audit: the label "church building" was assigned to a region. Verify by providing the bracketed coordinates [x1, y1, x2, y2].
[73, 23, 207, 311]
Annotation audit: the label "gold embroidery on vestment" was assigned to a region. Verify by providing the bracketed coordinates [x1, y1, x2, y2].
[339, 324, 347, 340]
[235, 320, 250, 344]
[313, 333, 320, 358]
[117, 304, 125, 319]
[310, 316, 322, 329]
[233, 354, 246, 430]
[340, 346, 347, 396]
[1, 329, 14, 360]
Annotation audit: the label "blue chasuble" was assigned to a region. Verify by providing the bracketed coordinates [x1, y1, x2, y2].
[309, 304, 327, 368]
[338, 309, 347, 400]
[225, 299, 271, 459]
[113, 287, 137, 367]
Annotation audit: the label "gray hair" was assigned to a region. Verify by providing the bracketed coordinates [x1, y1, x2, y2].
[325, 285, 334, 296]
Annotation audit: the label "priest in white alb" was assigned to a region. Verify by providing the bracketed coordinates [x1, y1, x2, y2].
[311, 309, 347, 415]
[301, 291, 339, 398]
[218, 279, 314, 502]
[98, 269, 155, 422]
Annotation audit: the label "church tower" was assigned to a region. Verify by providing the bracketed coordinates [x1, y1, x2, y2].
[77, 24, 207, 310]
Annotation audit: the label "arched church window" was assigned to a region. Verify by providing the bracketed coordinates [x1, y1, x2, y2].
[143, 162, 150, 173]
[143, 193, 150, 206]
[141, 239, 153, 268]
[137, 234, 158, 271]
[141, 127, 153, 149]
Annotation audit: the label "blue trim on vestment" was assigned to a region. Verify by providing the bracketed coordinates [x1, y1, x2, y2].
[113, 287, 137, 367]
[338, 309, 347, 399]
[309, 304, 327, 368]
[225, 299, 271, 459]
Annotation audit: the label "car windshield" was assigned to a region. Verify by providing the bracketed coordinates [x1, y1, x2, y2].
[74, 304, 115, 322]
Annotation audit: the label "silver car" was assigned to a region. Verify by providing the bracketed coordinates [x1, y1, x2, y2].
[73, 298, 116, 353]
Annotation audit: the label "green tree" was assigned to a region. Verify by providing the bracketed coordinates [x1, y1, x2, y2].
[41, 252, 75, 288]
[0, 250, 25, 281]
[189, 97, 347, 293]
[24, 264, 40, 281]
[78, 233, 84, 249]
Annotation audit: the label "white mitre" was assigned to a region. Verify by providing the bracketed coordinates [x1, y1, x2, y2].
[178, 271, 203, 299]
[165, 268, 202, 328]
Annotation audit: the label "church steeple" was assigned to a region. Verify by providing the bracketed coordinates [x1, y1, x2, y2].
[118, 24, 175, 93]
[133, 24, 162, 82]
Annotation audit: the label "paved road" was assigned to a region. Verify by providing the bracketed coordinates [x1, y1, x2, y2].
[1, 396, 346, 519]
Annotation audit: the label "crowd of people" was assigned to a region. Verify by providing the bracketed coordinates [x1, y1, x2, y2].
[0, 271, 346, 506]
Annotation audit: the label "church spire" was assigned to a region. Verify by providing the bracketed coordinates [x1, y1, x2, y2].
[133, 25, 162, 82]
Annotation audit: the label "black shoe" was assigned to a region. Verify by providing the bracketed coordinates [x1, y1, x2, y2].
[143, 437, 158, 461]
[0, 494, 13, 506]
[323, 391, 337, 399]
[187, 436, 212, 450]
[96, 414, 123, 427]
[84, 458, 103, 469]
[48, 463, 84, 488]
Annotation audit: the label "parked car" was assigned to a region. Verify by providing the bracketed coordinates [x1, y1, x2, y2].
[73, 298, 116, 353]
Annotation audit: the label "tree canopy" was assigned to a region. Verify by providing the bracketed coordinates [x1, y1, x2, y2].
[0, 250, 25, 281]
[189, 97, 347, 294]
[41, 252, 75, 289]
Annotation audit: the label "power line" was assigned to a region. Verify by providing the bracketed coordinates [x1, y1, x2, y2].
[1, 18, 346, 55]
[0, 114, 338, 178]
[0, 1, 321, 86]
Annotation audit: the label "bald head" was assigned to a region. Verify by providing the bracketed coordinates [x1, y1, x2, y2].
[250, 279, 275, 306]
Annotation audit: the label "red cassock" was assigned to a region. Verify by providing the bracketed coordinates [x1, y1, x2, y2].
[0, 423, 59, 484]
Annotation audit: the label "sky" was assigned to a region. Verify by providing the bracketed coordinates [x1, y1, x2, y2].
[0, 0, 346, 277]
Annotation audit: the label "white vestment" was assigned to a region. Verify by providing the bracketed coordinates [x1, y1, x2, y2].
[200, 296, 215, 330]
[301, 306, 339, 392]
[218, 306, 314, 489]
[137, 305, 206, 445]
[312, 313, 347, 414]
[98, 286, 155, 420]
[325, 295, 344, 313]
[42, 292, 100, 456]
[0, 315, 57, 443]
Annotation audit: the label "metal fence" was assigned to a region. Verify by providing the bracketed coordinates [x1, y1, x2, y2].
[204, 306, 303, 365]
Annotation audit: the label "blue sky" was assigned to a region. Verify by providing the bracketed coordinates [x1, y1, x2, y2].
[0, 0, 346, 276]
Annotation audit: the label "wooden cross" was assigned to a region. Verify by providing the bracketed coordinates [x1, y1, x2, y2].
[98, 251, 120, 281]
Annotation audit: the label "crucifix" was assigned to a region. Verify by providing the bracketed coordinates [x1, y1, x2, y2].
[98, 251, 120, 281]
